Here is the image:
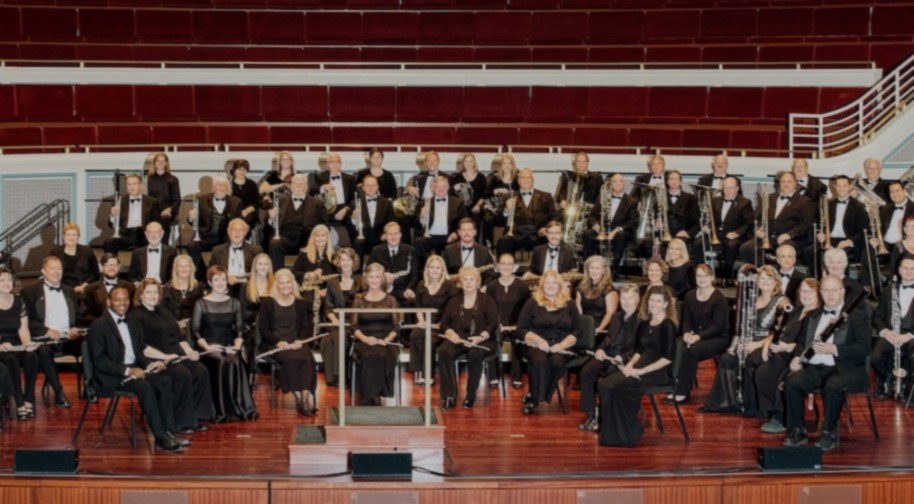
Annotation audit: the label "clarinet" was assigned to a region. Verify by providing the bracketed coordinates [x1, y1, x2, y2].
[801, 290, 866, 363]
[890, 276, 909, 400]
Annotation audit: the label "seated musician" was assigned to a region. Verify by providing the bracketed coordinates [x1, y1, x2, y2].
[356, 148, 398, 200]
[228, 159, 261, 235]
[871, 256, 914, 399]
[209, 218, 263, 294]
[575, 255, 619, 337]
[481, 153, 519, 248]
[888, 216, 914, 278]
[582, 172, 638, 272]
[49, 223, 99, 295]
[322, 247, 361, 387]
[664, 238, 695, 300]
[413, 175, 468, 265]
[702, 176, 753, 284]
[442, 218, 495, 278]
[630, 154, 667, 202]
[776, 244, 807, 301]
[104, 173, 158, 254]
[437, 266, 498, 410]
[311, 152, 356, 248]
[880, 181, 914, 255]
[859, 158, 890, 203]
[84, 253, 135, 325]
[739, 171, 814, 266]
[406, 151, 448, 201]
[802, 175, 866, 268]
[524, 220, 578, 279]
[517, 271, 582, 416]
[791, 158, 828, 202]
[187, 175, 242, 281]
[128, 222, 177, 284]
[641, 257, 670, 296]
[367, 222, 420, 305]
[696, 154, 730, 192]
[450, 153, 488, 233]
[259, 150, 296, 197]
[783, 275, 870, 451]
[554, 152, 603, 221]
[636, 170, 698, 257]
[145, 152, 182, 244]
[291, 224, 337, 284]
[495, 168, 556, 258]
[267, 174, 329, 271]
[823, 248, 865, 305]
[481, 253, 530, 390]
[404, 255, 459, 386]
[577, 284, 639, 432]
[87, 286, 189, 453]
[351, 174, 394, 259]
[0, 267, 39, 420]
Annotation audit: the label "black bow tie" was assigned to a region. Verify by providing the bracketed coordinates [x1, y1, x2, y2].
[293, 198, 304, 203]
[611, 195, 622, 200]
[44, 283, 61, 292]
[130, 198, 140, 204]
[436, 198, 446, 202]
[331, 175, 340, 181]
[116, 317, 126, 325]
[779, 195, 790, 201]
[232, 246, 244, 252]
[724, 199, 735, 203]
[670, 194, 679, 200]
[798, 179, 808, 185]
[105, 280, 117, 287]
[522, 192, 532, 197]
[897, 206, 906, 211]
[823, 309, 836, 316]
[214, 197, 225, 202]
[780, 271, 791, 277]
[837, 199, 848, 205]
[366, 198, 377, 203]
[714, 176, 724, 180]
[549, 247, 559, 254]
[902, 284, 914, 289]
[651, 176, 663, 180]
[148, 248, 159, 253]
[462, 246, 473, 252]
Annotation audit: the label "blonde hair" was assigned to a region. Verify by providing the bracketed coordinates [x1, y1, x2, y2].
[532, 270, 572, 309]
[639, 285, 678, 325]
[170, 254, 198, 290]
[456, 266, 481, 290]
[664, 238, 688, 265]
[458, 152, 478, 174]
[270, 268, 301, 299]
[363, 263, 388, 292]
[422, 255, 447, 287]
[579, 255, 614, 298]
[146, 152, 170, 176]
[273, 150, 295, 174]
[303, 224, 336, 265]
[245, 252, 275, 303]
[757, 265, 783, 297]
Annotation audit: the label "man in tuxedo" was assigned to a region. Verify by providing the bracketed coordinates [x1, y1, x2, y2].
[524, 221, 578, 278]
[859, 158, 890, 203]
[367, 222, 420, 304]
[496, 168, 557, 257]
[871, 256, 914, 398]
[697, 154, 730, 192]
[783, 275, 870, 451]
[104, 173, 158, 253]
[803, 175, 867, 268]
[87, 286, 188, 453]
[583, 172, 637, 271]
[128, 222, 177, 283]
[268, 174, 329, 271]
[406, 151, 448, 201]
[698, 176, 753, 282]
[554, 152, 603, 214]
[210, 218, 263, 293]
[187, 175, 242, 281]
[791, 158, 828, 202]
[413, 176, 468, 265]
[352, 175, 394, 260]
[637, 169, 699, 257]
[442, 218, 495, 278]
[84, 253, 136, 325]
[21, 255, 81, 408]
[630, 154, 667, 202]
[776, 244, 807, 302]
[311, 152, 357, 247]
[740, 171, 814, 266]
[879, 181, 914, 249]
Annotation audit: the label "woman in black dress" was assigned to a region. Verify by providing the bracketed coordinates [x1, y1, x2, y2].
[356, 148, 398, 200]
[258, 268, 317, 416]
[228, 159, 260, 233]
[323, 247, 361, 387]
[451, 153, 488, 230]
[665, 238, 695, 300]
[481, 153, 519, 247]
[576, 255, 619, 337]
[518, 270, 582, 415]
[259, 150, 296, 196]
[405, 255, 459, 385]
[670, 264, 730, 404]
[291, 224, 337, 283]
[0, 268, 37, 420]
[640, 258, 669, 296]
[49, 223, 99, 295]
[351, 263, 402, 406]
[578, 284, 641, 432]
[597, 285, 677, 447]
[163, 254, 204, 325]
[242, 253, 274, 377]
[437, 266, 499, 410]
[192, 266, 257, 422]
[481, 253, 530, 389]
[131, 278, 214, 431]
[145, 152, 181, 244]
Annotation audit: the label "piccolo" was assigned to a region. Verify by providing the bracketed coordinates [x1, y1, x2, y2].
[255, 332, 330, 360]
[515, 338, 577, 356]
[437, 333, 492, 352]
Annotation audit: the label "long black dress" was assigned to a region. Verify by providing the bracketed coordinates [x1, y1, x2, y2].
[578, 285, 614, 336]
[162, 282, 204, 324]
[753, 308, 808, 418]
[356, 167, 398, 200]
[0, 296, 31, 407]
[598, 317, 676, 447]
[484, 276, 530, 383]
[516, 299, 582, 406]
[258, 297, 317, 395]
[437, 292, 499, 402]
[408, 280, 459, 373]
[351, 293, 401, 405]
[193, 297, 257, 422]
[49, 244, 100, 290]
[130, 304, 215, 427]
[667, 261, 696, 300]
[676, 288, 730, 399]
[322, 275, 359, 384]
[579, 310, 640, 418]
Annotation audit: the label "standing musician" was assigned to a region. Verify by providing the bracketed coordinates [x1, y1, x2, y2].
[128, 222, 177, 284]
[84, 253, 136, 325]
[554, 152, 603, 215]
[367, 222, 420, 305]
[209, 218, 263, 294]
[442, 218, 495, 277]
[481, 153, 519, 248]
[776, 244, 807, 302]
[701, 176, 753, 284]
[258, 151, 296, 197]
[413, 176, 468, 265]
[356, 148, 398, 200]
[582, 173, 638, 271]
[495, 168, 557, 258]
[871, 256, 914, 398]
[351, 175, 394, 259]
[267, 174, 329, 271]
[630, 154, 668, 202]
[783, 275, 870, 451]
[187, 175, 242, 281]
[311, 152, 357, 247]
[635, 170, 698, 258]
[697, 154, 731, 192]
[739, 171, 814, 265]
[481, 253, 531, 390]
[450, 153, 489, 231]
[524, 221, 578, 278]
[803, 175, 867, 268]
[858, 158, 890, 203]
[517, 270, 582, 416]
[227, 159, 261, 235]
[791, 158, 828, 202]
[87, 286, 189, 453]
[145, 152, 182, 244]
[437, 266, 499, 410]
[104, 173, 158, 254]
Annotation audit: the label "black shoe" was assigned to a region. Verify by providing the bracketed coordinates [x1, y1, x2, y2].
[577, 415, 596, 431]
[462, 399, 474, 409]
[783, 428, 808, 447]
[296, 404, 314, 416]
[166, 432, 191, 447]
[511, 381, 523, 389]
[176, 426, 195, 435]
[876, 381, 891, 399]
[488, 380, 499, 389]
[441, 397, 456, 411]
[326, 378, 339, 387]
[155, 437, 184, 453]
[522, 404, 536, 416]
[193, 423, 209, 432]
[55, 393, 71, 409]
[520, 393, 533, 405]
[87, 392, 98, 404]
[815, 430, 839, 451]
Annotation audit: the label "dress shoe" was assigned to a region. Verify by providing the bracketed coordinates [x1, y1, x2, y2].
[17, 406, 31, 421]
[488, 380, 499, 389]
[577, 415, 597, 431]
[511, 381, 523, 389]
[176, 426, 196, 435]
[54, 393, 71, 409]
[760, 417, 786, 434]
[193, 423, 209, 432]
[296, 404, 314, 417]
[87, 392, 99, 404]
[441, 397, 456, 411]
[166, 432, 191, 447]
[325, 378, 339, 387]
[520, 393, 533, 405]
[783, 428, 808, 447]
[521, 404, 536, 416]
[155, 437, 184, 453]
[662, 395, 689, 405]
[462, 399, 475, 409]
[876, 381, 891, 399]
[815, 430, 839, 451]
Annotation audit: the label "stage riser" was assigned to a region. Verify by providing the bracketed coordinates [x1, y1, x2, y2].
[323, 425, 446, 447]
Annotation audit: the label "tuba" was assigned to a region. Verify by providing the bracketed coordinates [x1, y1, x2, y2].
[635, 186, 655, 240]
[558, 171, 590, 252]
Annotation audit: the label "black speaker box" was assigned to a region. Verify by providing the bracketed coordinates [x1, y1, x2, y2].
[757, 446, 822, 471]
[350, 452, 412, 480]
[14, 448, 79, 474]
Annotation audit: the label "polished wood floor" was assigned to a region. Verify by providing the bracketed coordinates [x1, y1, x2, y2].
[1, 358, 912, 479]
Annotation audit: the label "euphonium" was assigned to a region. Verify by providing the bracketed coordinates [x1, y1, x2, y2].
[393, 175, 420, 218]
[322, 185, 338, 213]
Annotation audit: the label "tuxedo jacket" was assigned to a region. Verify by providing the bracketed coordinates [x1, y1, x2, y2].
[554, 171, 603, 207]
[112, 194, 157, 231]
[350, 194, 395, 243]
[529, 243, 578, 276]
[194, 193, 243, 239]
[879, 201, 914, 240]
[367, 243, 420, 291]
[277, 193, 329, 241]
[794, 304, 870, 375]
[782, 269, 808, 303]
[21, 282, 78, 337]
[209, 242, 263, 276]
[759, 193, 814, 242]
[857, 177, 890, 203]
[873, 282, 914, 335]
[794, 175, 828, 202]
[697, 173, 729, 191]
[824, 197, 867, 244]
[412, 196, 468, 236]
[665, 191, 700, 237]
[411, 171, 450, 198]
[587, 192, 638, 235]
[83, 279, 136, 325]
[87, 310, 154, 392]
[127, 244, 177, 283]
[511, 190, 557, 234]
[712, 194, 753, 240]
[441, 242, 495, 274]
[310, 171, 357, 208]
[630, 172, 667, 201]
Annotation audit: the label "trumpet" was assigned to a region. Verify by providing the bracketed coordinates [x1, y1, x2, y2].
[111, 170, 122, 239]
[421, 196, 432, 238]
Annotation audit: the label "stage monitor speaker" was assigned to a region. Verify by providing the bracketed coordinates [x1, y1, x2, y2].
[757, 446, 822, 471]
[14, 448, 79, 474]
[350, 452, 412, 480]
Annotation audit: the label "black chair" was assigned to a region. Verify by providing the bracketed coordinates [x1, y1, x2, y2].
[558, 315, 596, 415]
[810, 355, 879, 441]
[643, 338, 690, 442]
[453, 336, 507, 406]
[72, 340, 141, 448]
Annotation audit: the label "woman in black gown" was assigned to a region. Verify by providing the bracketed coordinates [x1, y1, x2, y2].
[291, 224, 337, 283]
[228, 159, 260, 233]
[49, 223, 99, 295]
[598, 285, 676, 447]
[450, 153, 488, 234]
[351, 263, 402, 406]
[518, 270, 582, 415]
[0, 268, 37, 420]
[356, 148, 398, 200]
[163, 254, 205, 326]
[323, 248, 361, 387]
[145, 152, 181, 243]
[665, 238, 695, 300]
[405, 255, 459, 385]
[192, 266, 257, 422]
[242, 253, 274, 378]
[576, 255, 619, 337]
[258, 268, 317, 416]
[131, 278, 214, 431]
[437, 266, 499, 410]
[481, 253, 530, 389]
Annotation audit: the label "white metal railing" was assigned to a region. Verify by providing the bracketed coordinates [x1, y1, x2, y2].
[789, 52, 914, 158]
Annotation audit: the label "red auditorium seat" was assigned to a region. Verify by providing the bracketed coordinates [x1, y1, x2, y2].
[17, 85, 75, 120]
[195, 86, 263, 121]
[473, 12, 532, 45]
[643, 10, 702, 40]
[21, 8, 78, 41]
[396, 88, 464, 122]
[269, 126, 333, 145]
[762, 87, 822, 119]
[136, 10, 195, 43]
[587, 11, 645, 44]
[152, 125, 208, 145]
[135, 86, 197, 121]
[78, 9, 137, 42]
[462, 88, 530, 122]
[529, 12, 588, 44]
[700, 9, 758, 39]
[518, 127, 575, 147]
[206, 126, 270, 144]
[97, 126, 155, 146]
[707, 88, 765, 120]
[456, 127, 519, 146]
[648, 87, 708, 119]
[75, 86, 136, 121]
[248, 11, 306, 44]
[261, 87, 329, 121]
[528, 87, 590, 122]
[416, 12, 476, 44]
[571, 128, 629, 149]
[332, 126, 396, 145]
[757, 8, 813, 37]
[43, 127, 98, 147]
[361, 12, 420, 44]
[814, 7, 870, 37]
[328, 87, 397, 121]
[393, 126, 458, 146]
[305, 12, 364, 44]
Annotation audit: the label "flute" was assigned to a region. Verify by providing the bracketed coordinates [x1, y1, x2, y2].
[121, 363, 160, 385]
[515, 338, 577, 356]
[255, 332, 330, 360]
[166, 349, 221, 365]
[437, 333, 492, 352]
[400, 323, 439, 330]
[584, 349, 636, 378]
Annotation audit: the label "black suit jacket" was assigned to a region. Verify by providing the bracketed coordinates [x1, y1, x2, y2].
[795, 304, 870, 375]
[666, 191, 699, 237]
[310, 171, 357, 209]
[128, 245, 177, 283]
[529, 243, 577, 276]
[511, 190, 557, 235]
[795, 175, 828, 202]
[194, 193, 242, 239]
[21, 282, 78, 337]
[441, 242, 495, 274]
[88, 310, 153, 392]
[761, 193, 814, 242]
[351, 194, 395, 244]
[367, 243, 420, 291]
[277, 193, 329, 241]
[781, 269, 807, 303]
[879, 201, 914, 242]
[554, 171, 603, 207]
[112, 194, 157, 231]
[712, 195, 753, 240]
[411, 171, 450, 199]
[588, 192, 638, 235]
[825, 197, 867, 244]
[630, 172, 667, 201]
[209, 242, 263, 276]
[697, 173, 728, 192]
[413, 196, 468, 236]
[83, 279, 136, 325]
[873, 282, 914, 336]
